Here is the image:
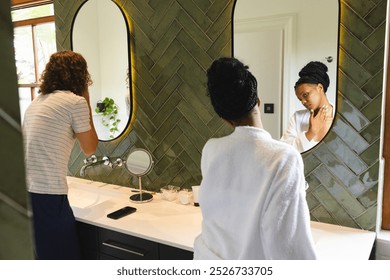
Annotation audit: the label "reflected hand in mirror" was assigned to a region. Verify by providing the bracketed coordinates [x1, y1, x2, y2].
[71, 0, 131, 141]
[125, 149, 154, 203]
[280, 61, 334, 153]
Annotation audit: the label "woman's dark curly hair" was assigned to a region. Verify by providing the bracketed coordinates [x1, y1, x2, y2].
[39, 50, 92, 96]
[207, 57, 258, 121]
[294, 61, 330, 92]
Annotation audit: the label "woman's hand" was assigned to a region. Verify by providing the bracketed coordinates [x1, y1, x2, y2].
[306, 105, 332, 141]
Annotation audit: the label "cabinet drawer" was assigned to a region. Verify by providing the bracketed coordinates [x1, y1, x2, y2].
[159, 243, 193, 260]
[99, 228, 158, 259]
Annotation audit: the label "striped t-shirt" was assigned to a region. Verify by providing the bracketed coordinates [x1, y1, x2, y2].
[23, 90, 91, 194]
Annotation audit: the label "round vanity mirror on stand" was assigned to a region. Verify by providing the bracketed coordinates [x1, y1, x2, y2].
[125, 148, 154, 203]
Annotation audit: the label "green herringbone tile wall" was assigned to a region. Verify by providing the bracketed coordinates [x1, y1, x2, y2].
[54, 0, 386, 230]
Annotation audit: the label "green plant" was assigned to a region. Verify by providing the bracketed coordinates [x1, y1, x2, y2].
[95, 97, 121, 139]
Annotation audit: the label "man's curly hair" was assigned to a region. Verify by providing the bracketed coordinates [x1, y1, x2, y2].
[39, 50, 92, 96]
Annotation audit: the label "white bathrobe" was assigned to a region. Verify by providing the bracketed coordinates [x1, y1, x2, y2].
[280, 104, 335, 153]
[280, 109, 316, 153]
[193, 126, 317, 260]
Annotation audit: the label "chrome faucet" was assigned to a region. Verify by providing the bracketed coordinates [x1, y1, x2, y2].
[80, 155, 111, 177]
[79, 156, 124, 177]
[99, 156, 124, 168]
[111, 158, 123, 168]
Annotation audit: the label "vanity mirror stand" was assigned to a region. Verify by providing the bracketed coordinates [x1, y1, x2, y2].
[124, 148, 154, 203]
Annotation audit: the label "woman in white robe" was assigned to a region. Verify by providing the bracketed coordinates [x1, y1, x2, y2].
[281, 61, 334, 153]
[193, 57, 317, 260]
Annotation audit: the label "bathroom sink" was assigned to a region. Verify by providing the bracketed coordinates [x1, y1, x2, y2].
[68, 185, 111, 209]
[67, 177, 116, 215]
[67, 177, 137, 220]
[68, 183, 123, 221]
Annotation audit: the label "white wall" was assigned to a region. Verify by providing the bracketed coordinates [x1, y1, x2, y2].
[73, 0, 101, 103]
[234, 0, 339, 135]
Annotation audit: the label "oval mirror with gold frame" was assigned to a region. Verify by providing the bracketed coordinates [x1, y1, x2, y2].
[71, 0, 132, 141]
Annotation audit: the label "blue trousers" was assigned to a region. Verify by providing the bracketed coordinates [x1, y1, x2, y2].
[29, 193, 81, 260]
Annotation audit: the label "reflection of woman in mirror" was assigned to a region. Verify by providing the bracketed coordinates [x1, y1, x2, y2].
[193, 57, 316, 260]
[280, 61, 334, 153]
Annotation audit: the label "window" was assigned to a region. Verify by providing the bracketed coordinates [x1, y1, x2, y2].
[11, 1, 56, 121]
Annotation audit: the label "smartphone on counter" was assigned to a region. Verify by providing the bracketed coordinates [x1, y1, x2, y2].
[107, 206, 137, 220]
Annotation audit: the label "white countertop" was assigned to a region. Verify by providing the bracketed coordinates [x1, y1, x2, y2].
[67, 176, 376, 259]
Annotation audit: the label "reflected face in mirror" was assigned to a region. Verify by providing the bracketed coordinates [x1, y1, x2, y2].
[125, 149, 153, 176]
[295, 84, 326, 111]
[233, 0, 339, 150]
[295, 84, 326, 112]
[71, 0, 132, 141]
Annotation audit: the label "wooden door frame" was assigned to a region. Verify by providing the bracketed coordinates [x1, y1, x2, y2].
[381, 2, 390, 230]
[382, 44, 390, 230]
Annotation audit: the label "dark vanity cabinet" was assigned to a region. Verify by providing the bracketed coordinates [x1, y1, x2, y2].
[76, 222, 193, 260]
[77, 221, 99, 259]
